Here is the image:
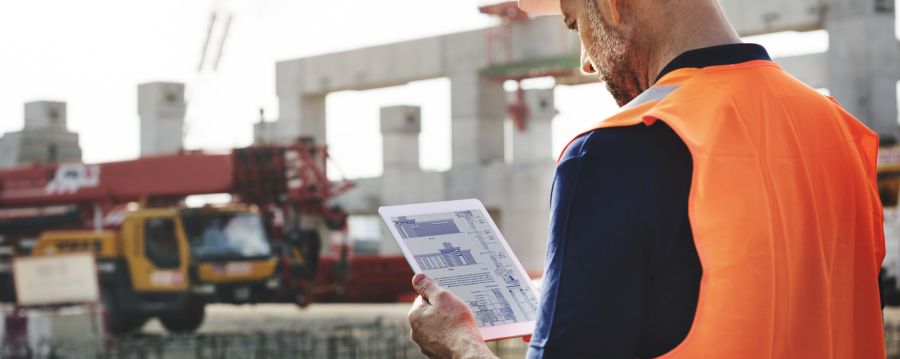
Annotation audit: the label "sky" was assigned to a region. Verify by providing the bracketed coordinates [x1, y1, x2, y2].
[0, 1, 896, 180]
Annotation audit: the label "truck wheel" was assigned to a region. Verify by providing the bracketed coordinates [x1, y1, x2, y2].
[159, 302, 205, 333]
[102, 289, 147, 335]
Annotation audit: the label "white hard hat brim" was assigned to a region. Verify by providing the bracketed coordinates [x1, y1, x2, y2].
[518, 0, 562, 16]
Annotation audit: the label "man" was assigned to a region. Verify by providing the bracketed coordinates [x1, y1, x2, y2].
[408, 0, 887, 358]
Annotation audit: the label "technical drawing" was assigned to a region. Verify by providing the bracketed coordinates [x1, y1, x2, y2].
[489, 253, 518, 285]
[459, 210, 539, 322]
[399, 210, 539, 325]
[468, 288, 517, 327]
[457, 210, 496, 250]
[415, 242, 478, 270]
[393, 216, 461, 239]
[509, 287, 538, 321]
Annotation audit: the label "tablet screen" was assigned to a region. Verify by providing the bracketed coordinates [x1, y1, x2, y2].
[391, 209, 539, 328]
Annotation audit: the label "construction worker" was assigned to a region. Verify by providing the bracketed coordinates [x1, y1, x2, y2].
[407, 0, 887, 358]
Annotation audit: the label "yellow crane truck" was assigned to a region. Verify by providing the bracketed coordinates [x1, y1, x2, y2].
[0, 142, 350, 334]
[31, 207, 282, 333]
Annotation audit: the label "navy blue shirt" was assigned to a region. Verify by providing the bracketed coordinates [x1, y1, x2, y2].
[527, 44, 772, 359]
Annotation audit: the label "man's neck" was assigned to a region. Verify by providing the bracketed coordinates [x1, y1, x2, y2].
[645, 2, 742, 86]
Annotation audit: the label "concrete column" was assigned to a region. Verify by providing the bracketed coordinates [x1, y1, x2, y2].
[826, 0, 900, 143]
[512, 89, 557, 165]
[138, 82, 186, 156]
[380, 106, 421, 171]
[24, 101, 67, 131]
[274, 93, 327, 144]
[450, 73, 506, 168]
[6, 101, 81, 166]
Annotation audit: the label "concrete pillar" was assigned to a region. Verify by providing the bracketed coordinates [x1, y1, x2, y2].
[24, 101, 67, 131]
[450, 73, 506, 168]
[138, 82, 186, 156]
[3, 101, 82, 167]
[380, 106, 421, 171]
[253, 121, 278, 145]
[511, 89, 557, 165]
[273, 93, 327, 144]
[826, 0, 900, 143]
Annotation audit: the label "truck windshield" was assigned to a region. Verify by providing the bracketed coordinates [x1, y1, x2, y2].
[181, 212, 271, 260]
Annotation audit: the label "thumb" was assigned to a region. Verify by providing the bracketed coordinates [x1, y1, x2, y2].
[412, 273, 443, 304]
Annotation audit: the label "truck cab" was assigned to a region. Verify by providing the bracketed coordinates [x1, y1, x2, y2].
[31, 207, 281, 334]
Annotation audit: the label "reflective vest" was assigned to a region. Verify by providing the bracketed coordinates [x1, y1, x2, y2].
[565, 60, 886, 358]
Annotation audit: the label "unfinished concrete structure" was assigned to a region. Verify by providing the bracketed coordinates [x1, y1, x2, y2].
[0, 101, 82, 169]
[258, 0, 900, 273]
[138, 82, 187, 156]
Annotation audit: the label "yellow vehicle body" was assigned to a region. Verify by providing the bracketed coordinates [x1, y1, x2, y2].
[197, 260, 277, 283]
[33, 230, 120, 258]
[30, 206, 282, 334]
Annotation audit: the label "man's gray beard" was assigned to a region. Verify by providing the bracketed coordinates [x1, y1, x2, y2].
[584, 0, 641, 106]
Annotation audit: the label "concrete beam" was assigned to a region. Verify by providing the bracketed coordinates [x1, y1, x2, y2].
[274, 0, 828, 95]
[721, 0, 825, 36]
[269, 1, 833, 144]
[272, 19, 574, 163]
[275, 17, 575, 96]
[276, 37, 445, 95]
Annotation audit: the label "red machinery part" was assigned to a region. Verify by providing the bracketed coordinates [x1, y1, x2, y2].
[0, 154, 232, 208]
[0, 141, 344, 210]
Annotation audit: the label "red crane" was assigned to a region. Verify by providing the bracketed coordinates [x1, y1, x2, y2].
[0, 139, 415, 305]
[0, 138, 351, 230]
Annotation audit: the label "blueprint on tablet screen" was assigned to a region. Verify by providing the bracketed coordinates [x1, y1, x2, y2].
[393, 210, 539, 327]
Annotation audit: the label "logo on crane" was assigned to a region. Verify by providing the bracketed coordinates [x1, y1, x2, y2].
[45, 164, 100, 195]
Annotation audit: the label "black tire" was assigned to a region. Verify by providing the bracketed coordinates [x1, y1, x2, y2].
[159, 302, 205, 334]
[102, 289, 148, 335]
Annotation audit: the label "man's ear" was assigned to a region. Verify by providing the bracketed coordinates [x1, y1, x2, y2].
[607, 0, 622, 25]
[580, 44, 597, 74]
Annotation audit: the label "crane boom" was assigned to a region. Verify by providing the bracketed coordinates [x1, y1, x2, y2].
[0, 141, 346, 210]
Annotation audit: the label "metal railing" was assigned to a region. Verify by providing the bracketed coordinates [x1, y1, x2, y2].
[6, 319, 423, 359]
[6, 320, 900, 359]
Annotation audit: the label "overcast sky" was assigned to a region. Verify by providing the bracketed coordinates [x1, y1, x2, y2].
[0, 1, 894, 180]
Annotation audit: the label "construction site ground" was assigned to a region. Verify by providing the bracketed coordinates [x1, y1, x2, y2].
[134, 303, 900, 358]
[7, 303, 900, 358]
[140, 302, 528, 358]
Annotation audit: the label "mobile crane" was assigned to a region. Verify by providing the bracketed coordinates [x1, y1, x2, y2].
[0, 139, 352, 334]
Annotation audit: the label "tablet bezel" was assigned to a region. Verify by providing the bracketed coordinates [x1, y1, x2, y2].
[378, 199, 539, 341]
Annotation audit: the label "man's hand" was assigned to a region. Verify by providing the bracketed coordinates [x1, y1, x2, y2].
[408, 273, 497, 359]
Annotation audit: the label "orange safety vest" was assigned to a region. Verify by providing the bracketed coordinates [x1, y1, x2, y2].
[563, 60, 886, 358]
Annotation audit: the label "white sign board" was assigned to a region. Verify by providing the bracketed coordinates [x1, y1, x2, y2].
[13, 253, 100, 306]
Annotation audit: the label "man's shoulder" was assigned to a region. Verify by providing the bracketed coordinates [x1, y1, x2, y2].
[559, 121, 690, 165]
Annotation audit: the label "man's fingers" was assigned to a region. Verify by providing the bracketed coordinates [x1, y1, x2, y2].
[412, 273, 444, 305]
[408, 295, 428, 320]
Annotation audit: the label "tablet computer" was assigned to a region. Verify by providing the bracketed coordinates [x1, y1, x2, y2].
[379, 199, 540, 341]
